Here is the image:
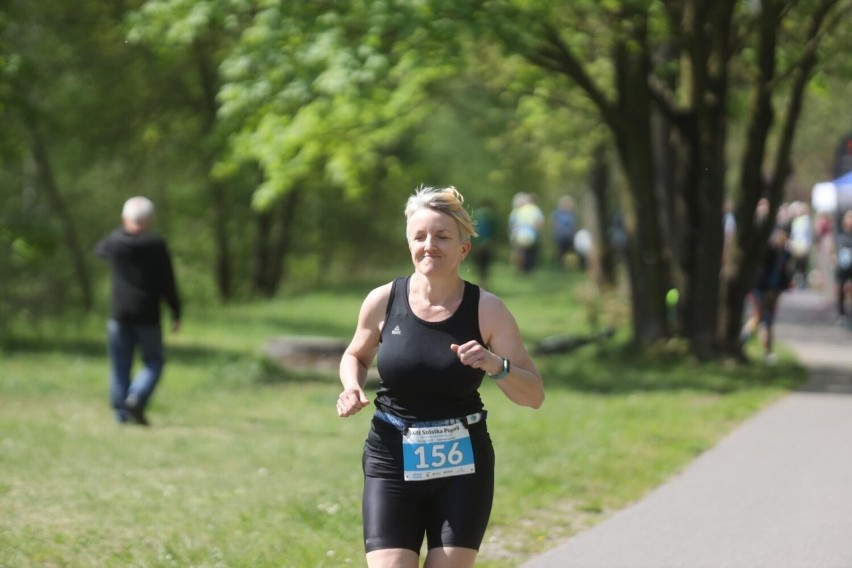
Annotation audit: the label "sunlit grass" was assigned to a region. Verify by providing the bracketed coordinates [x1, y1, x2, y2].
[0, 262, 805, 567]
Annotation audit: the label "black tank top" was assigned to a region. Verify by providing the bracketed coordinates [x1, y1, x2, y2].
[375, 276, 486, 422]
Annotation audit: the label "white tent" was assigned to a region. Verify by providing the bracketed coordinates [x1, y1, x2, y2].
[812, 181, 837, 213]
[811, 171, 852, 214]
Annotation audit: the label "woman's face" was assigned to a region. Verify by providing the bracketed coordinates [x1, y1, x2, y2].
[407, 208, 470, 277]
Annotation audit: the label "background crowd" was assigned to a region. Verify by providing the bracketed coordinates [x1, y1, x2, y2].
[470, 188, 852, 368]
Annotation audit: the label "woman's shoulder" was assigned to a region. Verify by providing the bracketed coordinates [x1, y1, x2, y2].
[475, 286, 520, 347]
[365, 280, 397, 304]
[357, 280, 399, 328]
[475, 285, 510, 314]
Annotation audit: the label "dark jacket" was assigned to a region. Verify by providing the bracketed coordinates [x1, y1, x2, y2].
[835, 229, 852, 274]
[754, 245, 793, 293]
[95, 229, 181, 325]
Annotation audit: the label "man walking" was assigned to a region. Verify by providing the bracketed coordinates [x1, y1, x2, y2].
[95, 196, 181, 426]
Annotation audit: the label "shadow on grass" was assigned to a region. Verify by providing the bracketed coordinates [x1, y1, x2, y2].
[190, 309, 354, 340]
[4, 335, 345, 395]
[5, 335, 108, 358]
[535, 339, 809, 395]
[4, 322, 807, 395]
[5, 335, 248, 365]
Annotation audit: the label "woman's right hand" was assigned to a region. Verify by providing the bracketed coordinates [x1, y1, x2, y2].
[337, 387, 370, 417]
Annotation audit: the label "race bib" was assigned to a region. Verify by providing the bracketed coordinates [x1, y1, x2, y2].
[402, 423, 475, 481]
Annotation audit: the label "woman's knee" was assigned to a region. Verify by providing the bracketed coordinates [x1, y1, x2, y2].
[367, 548, 419, 568]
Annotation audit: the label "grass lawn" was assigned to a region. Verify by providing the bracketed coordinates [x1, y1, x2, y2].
[0, 264, 805, 567]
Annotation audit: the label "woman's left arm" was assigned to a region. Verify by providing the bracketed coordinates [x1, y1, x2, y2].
[453, 291, 544, 409]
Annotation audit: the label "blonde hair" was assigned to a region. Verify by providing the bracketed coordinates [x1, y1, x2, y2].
[405, 185, 478, 243]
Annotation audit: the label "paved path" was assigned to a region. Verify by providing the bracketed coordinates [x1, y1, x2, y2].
[522, 289, 852, 568]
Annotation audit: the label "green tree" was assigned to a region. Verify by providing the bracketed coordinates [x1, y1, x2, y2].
[475, 0, 850, 357]
[1, 0, 100, 313]
[1, 0, 234, 322]
[0, 0, 160, 317]
[127, 0, 262, 300]
[208, 1, 469, 292]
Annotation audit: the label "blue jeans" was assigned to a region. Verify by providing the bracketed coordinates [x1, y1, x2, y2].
[107, 320, 165, 422]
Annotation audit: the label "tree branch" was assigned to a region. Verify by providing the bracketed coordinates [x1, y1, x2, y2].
[767, 0, 847, 90]
[647, 75, 686, 126]
[523, 21, 617, 125]
[768, 0, 841, 192]
[736, 0, 783, 216]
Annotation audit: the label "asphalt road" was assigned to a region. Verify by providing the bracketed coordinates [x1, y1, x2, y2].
[521, 289, 852, 568]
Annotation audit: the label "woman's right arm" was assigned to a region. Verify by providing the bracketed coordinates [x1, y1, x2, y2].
[337, 283, 392, 418]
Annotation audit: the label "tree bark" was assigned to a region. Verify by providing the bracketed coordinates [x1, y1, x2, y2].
[252, 188, 302, 297]
[265, 188, 301, 296]
[28, 121, 94, 312]
[195, 39, 233, 301]
[673, 0, 736, 359]
[588, 144, 617, 287]
[210, 178, 232, 301]
[252, 208, 273, 295]
[611, 14, 670, 345]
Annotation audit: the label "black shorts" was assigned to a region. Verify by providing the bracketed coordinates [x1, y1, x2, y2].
[361, 416, 495, 553]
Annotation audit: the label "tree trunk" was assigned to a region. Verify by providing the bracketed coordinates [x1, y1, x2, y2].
[617, 144, 670, 345]
[265, 188, 302, 296]
[253, 188, 302, 297]
[612, 23, 670, 345]
[210, 179, 232, 301]
[588, 144, 617, 287]
[252, 208, 273, 295]
[195, 39, 233, 301]
[676, 0, 736, 359]
[649, 101, 687, 337]
[28, 122, 94, 312]
[682, 129, 725, 359]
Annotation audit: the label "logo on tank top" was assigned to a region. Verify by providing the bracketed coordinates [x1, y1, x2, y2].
[391, 325, 402, 335]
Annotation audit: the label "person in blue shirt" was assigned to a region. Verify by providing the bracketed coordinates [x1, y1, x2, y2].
[551, 195, 580, 269]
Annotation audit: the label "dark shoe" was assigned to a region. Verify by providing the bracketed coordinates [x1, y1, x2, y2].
[124, 395, 150, 427]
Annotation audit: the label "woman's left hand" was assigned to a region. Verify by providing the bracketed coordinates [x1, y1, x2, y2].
[451, 341, 501, 376]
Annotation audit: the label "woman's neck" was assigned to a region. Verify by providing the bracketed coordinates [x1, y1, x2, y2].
[409, 273, 464, 319]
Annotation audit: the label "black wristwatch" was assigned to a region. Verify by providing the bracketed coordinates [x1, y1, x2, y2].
[489, 357, 510, 380]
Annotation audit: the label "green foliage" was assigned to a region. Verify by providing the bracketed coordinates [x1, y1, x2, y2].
[215, 1, 456, 207]
[2, 0, 851, 347]
[792, 75, 852, 190]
